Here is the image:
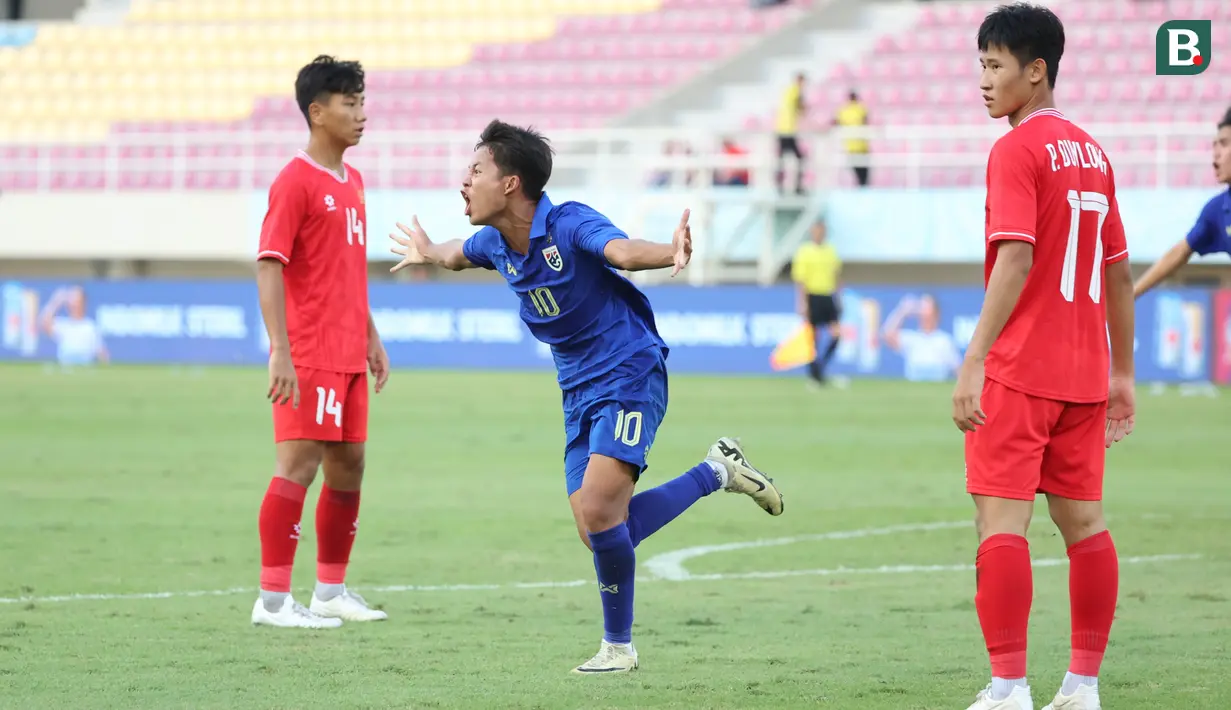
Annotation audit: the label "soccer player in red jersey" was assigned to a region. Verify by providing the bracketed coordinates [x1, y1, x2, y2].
[953, 5, 1135, 709]
[252, 55, 390, 629]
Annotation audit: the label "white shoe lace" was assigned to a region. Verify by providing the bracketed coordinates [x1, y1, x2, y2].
[290, 601, 329, 620]
[339, 590, 371, 608]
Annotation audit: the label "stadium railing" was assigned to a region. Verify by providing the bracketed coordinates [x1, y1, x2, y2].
[0, 122, 1222, 286]
[0, 122, 1219, 193]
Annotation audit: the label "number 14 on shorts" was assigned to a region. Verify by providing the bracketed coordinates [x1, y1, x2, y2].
[316, 387, 342, 427]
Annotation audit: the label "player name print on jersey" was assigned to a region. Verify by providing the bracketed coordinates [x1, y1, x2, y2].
[1044, 139, 1108, 175]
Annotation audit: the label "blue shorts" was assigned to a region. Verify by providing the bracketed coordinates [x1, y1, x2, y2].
[562, 347, 668, 496]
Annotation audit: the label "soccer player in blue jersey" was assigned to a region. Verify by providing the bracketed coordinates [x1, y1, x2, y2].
[388, 120, 784, 674]
[1134, 107, 1231, 298]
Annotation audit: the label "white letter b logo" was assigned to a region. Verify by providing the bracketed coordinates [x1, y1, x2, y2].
[1168, 29, 1201, 66]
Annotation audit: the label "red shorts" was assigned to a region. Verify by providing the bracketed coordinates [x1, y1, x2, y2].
[964, 378, 1106, 501]
[272, 367, 368, 443]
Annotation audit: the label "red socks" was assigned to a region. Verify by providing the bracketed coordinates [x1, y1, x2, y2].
[1067, 530, 1118, 676]
[258, 477, 307, 593]
[316, 486, 362, 585]
[975, 533, 1033, 679]
[973, 530, 1118, 682]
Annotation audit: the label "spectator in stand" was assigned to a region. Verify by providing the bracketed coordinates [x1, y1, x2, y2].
[834, 90, 871, 187]
[775, 72, 807, 194]
[714, 137, 750, 187]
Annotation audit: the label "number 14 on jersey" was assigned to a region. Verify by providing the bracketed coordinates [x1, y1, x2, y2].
[346, 207, 365, 246]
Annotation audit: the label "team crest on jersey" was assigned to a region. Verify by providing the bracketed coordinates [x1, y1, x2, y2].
[542, 244, 563, 271]
[324, 195, 336, 212]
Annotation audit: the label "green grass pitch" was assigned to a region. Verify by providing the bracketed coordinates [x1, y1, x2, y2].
[1, 364, 1228, 709]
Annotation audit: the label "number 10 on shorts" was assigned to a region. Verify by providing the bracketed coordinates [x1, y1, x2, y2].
[316, 387, 342, 427]
[614, 409, 643, 446]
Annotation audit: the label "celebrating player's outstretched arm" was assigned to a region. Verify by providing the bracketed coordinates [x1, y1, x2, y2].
[388, 216, 477, 272]
[391, 208, 694, 276]
[602, 208, 692, 276]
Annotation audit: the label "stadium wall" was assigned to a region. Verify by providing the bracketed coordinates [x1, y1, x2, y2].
[4, 278, 1226, 385]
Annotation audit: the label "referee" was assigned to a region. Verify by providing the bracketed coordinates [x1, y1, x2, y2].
[790, 220, 843, 384]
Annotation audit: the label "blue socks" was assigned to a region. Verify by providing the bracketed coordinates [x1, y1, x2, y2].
[627, 462, 721, 547]
[588, 523, 636, 645]
[587, 462, 722, 645]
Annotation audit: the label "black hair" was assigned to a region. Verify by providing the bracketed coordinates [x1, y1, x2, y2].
[977, 2, 1065, 89]
[1219, 106, 1231, 130]
[295, 55, 365, 127]
[476, 119, 554, 200]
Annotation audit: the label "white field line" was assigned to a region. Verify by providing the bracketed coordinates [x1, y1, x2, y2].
[641, 520, 971, 581]
[0, 521, 1201, 606]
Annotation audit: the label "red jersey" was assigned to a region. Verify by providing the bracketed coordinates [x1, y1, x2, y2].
[257, 152, 369, 373]
[983, 109, 1129, 403]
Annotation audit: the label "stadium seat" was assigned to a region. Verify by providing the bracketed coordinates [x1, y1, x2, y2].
[0, 0, 805, 195]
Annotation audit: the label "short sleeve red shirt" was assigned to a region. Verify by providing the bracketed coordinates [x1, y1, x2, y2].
[257, 152, 370, 373]
[983, 109, 1129, 403]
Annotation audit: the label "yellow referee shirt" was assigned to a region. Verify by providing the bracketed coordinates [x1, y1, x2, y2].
[791, 242, 841, 295]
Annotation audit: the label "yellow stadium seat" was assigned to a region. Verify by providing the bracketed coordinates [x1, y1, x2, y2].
[0, 0, 672, 138]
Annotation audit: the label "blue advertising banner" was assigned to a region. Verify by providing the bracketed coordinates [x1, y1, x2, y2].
[0, 279, 1214, 383]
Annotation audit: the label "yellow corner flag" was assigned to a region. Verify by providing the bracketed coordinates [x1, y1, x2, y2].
[770, 323, 816, 371]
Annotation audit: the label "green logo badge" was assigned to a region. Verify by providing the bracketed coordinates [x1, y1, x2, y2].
[1156, 20, 1211, 75]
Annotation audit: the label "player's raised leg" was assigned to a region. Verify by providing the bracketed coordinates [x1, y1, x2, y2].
[706, 437, 783, 517]
[570, 454, 640, 674]
[252, 438, 342, 629]
[310, 371, 386, 622]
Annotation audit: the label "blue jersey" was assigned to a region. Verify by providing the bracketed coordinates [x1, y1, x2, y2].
[462, 193, 667, 389]
[1186, 188, 1231, 256]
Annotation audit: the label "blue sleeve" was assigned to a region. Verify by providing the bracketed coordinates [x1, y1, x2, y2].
[558, 203, 628, 264]
[462, 228, 496, 270]
[1185, 197, 1219, 256]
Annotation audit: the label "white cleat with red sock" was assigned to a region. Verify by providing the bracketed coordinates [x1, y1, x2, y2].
[966, 684, 1033, 710]
[1041, 684, 1100, 710]
[251, 595, 343, 629]
[310, 586, 388, 622]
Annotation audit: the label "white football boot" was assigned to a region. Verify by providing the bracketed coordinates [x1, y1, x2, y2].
[572, 640, 639, 675]
[1041, 684, 1100, 710]
[251, 595, 343, 629]
[966, 684, 1034, 710]
[706, 437, 784, 516]
[310, 587, 388, 622]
